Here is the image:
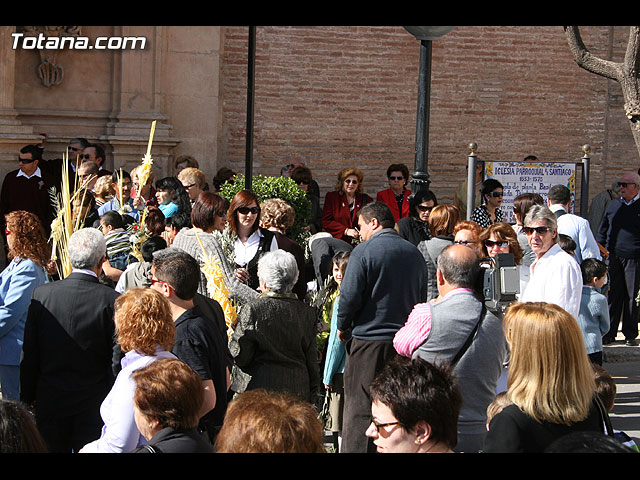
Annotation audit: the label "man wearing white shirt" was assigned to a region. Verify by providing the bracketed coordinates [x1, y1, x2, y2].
[547, 184, 601, 264]
[519, 204, 583, 320]
[0, 144, 56, 235]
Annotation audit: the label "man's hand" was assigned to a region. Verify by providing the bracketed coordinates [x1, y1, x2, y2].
[337, 329, 351, 342]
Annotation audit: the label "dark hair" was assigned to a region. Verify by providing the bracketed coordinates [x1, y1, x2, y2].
[592, 364, 616, 411]
[191, 191, 229, 231]
[165, 211, 192, 231]
[100, 210, 125, 229]
[155, 176, 192, 217]
[141, 236, 167, 263]
[437, 243, 481, 289]
[0, 399, 48, 453]
[512, 192, 544, 221]
[213, 167, 236, 190]
[88, 143, 106, 164]
[290, 165, 313, 185]
[548, 184, 571, 206]
[480, 178, 503, 202]
[544, 431, 634, 453]
[386, 163, 409, 180]
[370, 357, 462, 450]
[111, 169, 131, 184]
[144, 206, 166, 236]
[69, 137, 90, 148]
[152, 248, 201, 301]
[20, 144, 43, 161]
[359, 201, 395, 229]
[409, 189, 438, 218]
[581, 258, 608, 285]
[557, 234, 577, 255]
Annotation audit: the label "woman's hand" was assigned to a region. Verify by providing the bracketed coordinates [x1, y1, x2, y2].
[345, 228, 359, 238]
[235, 267, 249, 283]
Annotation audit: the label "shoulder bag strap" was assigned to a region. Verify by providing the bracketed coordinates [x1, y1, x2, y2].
[594, 393, 615, 437]
[451, 303, 486, 366]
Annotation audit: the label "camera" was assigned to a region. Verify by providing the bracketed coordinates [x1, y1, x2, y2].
[479, 253, 520, 313]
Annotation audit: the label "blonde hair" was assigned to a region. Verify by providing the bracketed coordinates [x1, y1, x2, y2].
[504, 302, 596, 425]
[334, 167, 364, 195]
[178, 167, 206, 189]
[260, 198, 295, 232]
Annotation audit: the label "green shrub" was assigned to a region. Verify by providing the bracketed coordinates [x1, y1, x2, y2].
[219, 174, 312, 246]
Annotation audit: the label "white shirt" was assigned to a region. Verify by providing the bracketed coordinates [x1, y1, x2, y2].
[233, 229, 278, 266]
[16, 167, 42, 179]
[520, 243, 583, 320]
[549, 204, 601, 264]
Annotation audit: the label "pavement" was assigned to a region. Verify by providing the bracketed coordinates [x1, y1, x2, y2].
[603, 330, 640, 363]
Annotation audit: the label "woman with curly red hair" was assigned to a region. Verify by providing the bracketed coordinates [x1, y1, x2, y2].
[0, 211, 50, 400]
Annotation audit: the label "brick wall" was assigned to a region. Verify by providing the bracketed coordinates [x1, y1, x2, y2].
[220, 26, 638, 209]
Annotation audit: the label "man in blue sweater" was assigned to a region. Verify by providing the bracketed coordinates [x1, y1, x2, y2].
[337, 201, 428, 453]
[597, 172, 640, 346]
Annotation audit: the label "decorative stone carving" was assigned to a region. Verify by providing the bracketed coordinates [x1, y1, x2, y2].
[17, 26, 81, 87]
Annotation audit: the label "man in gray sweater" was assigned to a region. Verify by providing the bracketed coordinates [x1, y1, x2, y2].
[406, 244, 508, 452]
[337, 201, 428, 453]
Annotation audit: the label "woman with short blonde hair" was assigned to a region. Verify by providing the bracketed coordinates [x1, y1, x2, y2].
[483, 302, 603, 452]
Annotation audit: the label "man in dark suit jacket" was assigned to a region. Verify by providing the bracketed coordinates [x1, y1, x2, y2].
[20, 228, 120, 453]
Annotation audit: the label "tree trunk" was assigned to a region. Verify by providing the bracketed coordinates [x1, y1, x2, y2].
[564, 26, 640, 158]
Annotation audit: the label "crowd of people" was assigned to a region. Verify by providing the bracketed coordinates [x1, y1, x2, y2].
[0, 139, 638, 454]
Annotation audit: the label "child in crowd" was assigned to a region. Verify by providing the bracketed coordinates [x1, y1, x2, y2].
[99, 210, 135, 271]
[321, 251, 350, 451]
[578, 258, 611, 365]
[592, 364, 639, 452]
[557, 233, 577, 257]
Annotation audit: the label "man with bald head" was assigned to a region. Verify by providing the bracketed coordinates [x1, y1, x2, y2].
[597, 172, 640, 345]
[394, 243, 508, 452]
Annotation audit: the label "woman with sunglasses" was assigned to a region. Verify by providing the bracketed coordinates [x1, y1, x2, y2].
[396, 190, 438, 246]
[471, 178, 504, 228]
[478, 222, 526, 295]
[228, 190, 278, 291]
[376, 164, 411, 223]
[322, 167, 372, 245]
[518, 204, 583, 320]
[0, 211, 50, 401]
[453, 220, 483, 256]
[172, 191, 258, 305]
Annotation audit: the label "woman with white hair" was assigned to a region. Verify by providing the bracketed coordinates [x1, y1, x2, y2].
[228, 250, 320, 402]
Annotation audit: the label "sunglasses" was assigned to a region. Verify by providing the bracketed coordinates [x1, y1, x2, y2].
[523, 226, 551, 236]
[369, 417, 401, 433]
[237, 206, 260, 215]
[150, 278, 173, 291]
[484, 240, 509, 248]
[618, 182, 637, 188]
[80, 154, 92, 160]
[297, 180, 310, 185]
[489, 191, 503, 197]
[416, 205, 433, 213]
[454, 240, 474, 246]
[344, 179, 358, 184]
[183, 183, 196, 190]
[18, 156, 36, 164]
[389, 176, 404, 181]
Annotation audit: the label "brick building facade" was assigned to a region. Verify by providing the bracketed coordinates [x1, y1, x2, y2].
[220, 25, 638, 211]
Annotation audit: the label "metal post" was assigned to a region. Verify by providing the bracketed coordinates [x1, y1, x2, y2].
[466, 143, 478, 220]
[580, 144, 591, 217]
[409, 39, 432, 200]
[244, 26, 256, 191]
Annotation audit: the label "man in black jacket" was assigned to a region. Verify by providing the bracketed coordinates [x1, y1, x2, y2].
[20, 228, 120, 453]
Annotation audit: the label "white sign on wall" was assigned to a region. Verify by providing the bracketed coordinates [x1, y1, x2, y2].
[484, 161, 577, 224]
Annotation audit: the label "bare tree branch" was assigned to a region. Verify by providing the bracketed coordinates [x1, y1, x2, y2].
[563, 26, 620, 80]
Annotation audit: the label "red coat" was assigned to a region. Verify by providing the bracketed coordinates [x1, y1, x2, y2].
[376, 188, 411, 222]
[322, 190, 372, 244]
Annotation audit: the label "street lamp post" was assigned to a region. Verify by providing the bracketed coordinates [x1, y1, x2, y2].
[403, 26, 455, 200]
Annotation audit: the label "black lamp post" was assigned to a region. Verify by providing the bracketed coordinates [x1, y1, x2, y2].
[403, 26, 455, 200]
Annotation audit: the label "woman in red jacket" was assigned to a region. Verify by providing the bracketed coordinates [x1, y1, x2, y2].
[322, 167, 372, 245]
[376, 163, 412, 223]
